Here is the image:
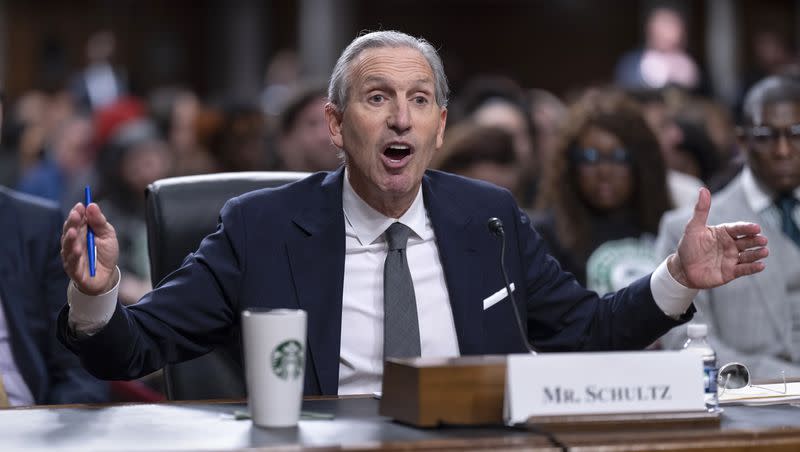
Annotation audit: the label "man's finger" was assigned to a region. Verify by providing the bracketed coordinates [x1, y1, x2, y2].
[734, 235, 769, 251]
[723, 222, 763, 238]
[86, 203, 112, 236]
[733, 261, 766, 278]
[62, 204, 85, 236]
[61, 218, 84, 252]
[738, 247, 769, 263]
[61, 228, 84, 277]
[686, 187, 711, 230]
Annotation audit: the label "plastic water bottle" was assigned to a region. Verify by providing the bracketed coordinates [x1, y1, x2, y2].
[683, 323, 718, 411]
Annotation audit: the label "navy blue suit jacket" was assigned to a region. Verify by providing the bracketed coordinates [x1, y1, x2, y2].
[58, 169, 690, 395]
[0, 187, 109, 404]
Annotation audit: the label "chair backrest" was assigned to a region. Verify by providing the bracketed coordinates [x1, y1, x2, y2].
[145, 171, 310, 400]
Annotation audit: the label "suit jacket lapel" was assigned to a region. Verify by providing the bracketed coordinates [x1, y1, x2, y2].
[422, 173, 486, 354]
[285, 170, 345, 395]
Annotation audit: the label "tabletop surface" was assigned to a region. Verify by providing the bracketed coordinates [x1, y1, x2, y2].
[1, 396, 798, 451]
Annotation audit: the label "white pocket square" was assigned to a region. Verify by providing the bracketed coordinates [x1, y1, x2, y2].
[483, 283, 515, 310]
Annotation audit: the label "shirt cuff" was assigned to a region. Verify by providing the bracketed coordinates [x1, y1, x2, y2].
[650, 257, 698, 319]
[67, 267, 121, 336]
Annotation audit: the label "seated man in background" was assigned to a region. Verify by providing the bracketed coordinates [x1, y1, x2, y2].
[657, 75, 800, 379]
[0, 186, 111, 406]
[59, 30, 767, 396]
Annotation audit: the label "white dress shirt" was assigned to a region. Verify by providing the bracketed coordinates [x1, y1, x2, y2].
[338, 172, 459, 394]
[68, 172, 696, 393]
[0, 295, 35, 406]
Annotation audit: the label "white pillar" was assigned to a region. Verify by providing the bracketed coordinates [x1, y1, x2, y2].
[214, 0, 267, 101]
[705, 0, 740, 106]
[298, 0, 353, 80]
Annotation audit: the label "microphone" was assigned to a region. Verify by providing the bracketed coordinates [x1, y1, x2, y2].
[486, 217, 537, 354]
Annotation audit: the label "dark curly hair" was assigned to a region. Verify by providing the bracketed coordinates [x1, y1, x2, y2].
[536, 88, 673, 256]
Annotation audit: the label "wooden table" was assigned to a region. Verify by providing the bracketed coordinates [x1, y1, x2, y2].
[1, 396, 798, 451]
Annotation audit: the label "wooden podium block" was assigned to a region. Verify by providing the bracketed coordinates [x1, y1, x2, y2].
[379, 355, 722, 430]
[379, 355, 507, 427]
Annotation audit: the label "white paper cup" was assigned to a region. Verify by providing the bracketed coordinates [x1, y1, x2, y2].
[242, 308, 307, 428]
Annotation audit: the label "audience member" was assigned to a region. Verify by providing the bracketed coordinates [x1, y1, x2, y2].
[10, 91, 85, 191]
[149, 87, 217, 176]
[431, 122, 523, 200]
[657, 75, 800, 379]
[70, 30, 127, 113]
[630, 88, 704, 207]
[276, 83, 340, 172]
[16, 115, 94, 208]
[615, 7, 700, 91]
[534, 89, 673, 292]
[455, 76, 539, 204]
[672, 118, 721, 185]
[739, 30, 800, 113]
[675, 97, 743, 190]
[209, 103, 269, 172]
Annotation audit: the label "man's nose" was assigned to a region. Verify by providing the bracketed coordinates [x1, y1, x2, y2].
[387, 101, 412, 134]
[776, 132, 793, 158]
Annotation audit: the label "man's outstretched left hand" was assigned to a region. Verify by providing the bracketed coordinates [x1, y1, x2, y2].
[668, 187, 769, 289]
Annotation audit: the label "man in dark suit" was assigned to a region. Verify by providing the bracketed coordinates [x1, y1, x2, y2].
[58, 31, 768, 396]
[0, 186, 110, 405]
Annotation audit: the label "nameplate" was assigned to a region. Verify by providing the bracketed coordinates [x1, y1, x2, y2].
[504, 351, 705, 425]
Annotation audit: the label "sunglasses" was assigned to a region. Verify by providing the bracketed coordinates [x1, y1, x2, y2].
[570, 147, 633, 166]
[717, 361, 787, 396]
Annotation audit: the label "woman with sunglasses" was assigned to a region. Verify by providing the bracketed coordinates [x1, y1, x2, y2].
[533, 88, 673, 295]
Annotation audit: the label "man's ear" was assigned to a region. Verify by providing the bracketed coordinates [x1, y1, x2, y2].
[325, 103, 344, 149]
[435, 108, 448, 149]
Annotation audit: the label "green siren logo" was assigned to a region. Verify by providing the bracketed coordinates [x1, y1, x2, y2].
[271, 339, 304, 380]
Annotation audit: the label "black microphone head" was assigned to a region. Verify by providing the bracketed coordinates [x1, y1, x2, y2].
[487, 217, 504, 237]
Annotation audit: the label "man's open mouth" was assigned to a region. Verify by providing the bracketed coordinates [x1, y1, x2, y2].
[383, 144, 412, 162]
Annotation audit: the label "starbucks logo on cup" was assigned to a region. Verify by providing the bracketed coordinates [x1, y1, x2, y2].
[271, 339, 304, 380]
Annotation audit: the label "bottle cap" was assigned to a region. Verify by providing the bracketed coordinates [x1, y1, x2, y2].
[687, 323, 708, 339]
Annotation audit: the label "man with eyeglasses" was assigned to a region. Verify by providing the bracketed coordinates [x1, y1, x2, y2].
[657, 75, 800, 380]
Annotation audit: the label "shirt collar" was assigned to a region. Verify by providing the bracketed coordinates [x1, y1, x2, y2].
[741, 166, 800, 212]
[342, 168, 430, 246]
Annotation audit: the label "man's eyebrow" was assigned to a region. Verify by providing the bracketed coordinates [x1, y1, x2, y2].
[410, 78, 435, 91]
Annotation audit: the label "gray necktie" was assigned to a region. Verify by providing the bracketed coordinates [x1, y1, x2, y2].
[383, 222, 421, 359]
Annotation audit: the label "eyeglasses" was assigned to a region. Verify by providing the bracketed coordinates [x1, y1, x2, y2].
[570, 147, 632, 166]
[717, 362, 787, 397]
[744, 124, 800, 152]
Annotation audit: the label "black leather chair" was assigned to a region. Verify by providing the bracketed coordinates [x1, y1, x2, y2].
[145, 171, 310, 400]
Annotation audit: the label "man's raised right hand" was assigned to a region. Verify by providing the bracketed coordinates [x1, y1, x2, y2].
[61, 202, 120, 295]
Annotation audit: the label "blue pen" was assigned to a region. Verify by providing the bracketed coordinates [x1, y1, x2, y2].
[84, 186, 96, 277]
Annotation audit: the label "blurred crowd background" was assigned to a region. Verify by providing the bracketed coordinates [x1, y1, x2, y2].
[1, 0, 799, 301]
